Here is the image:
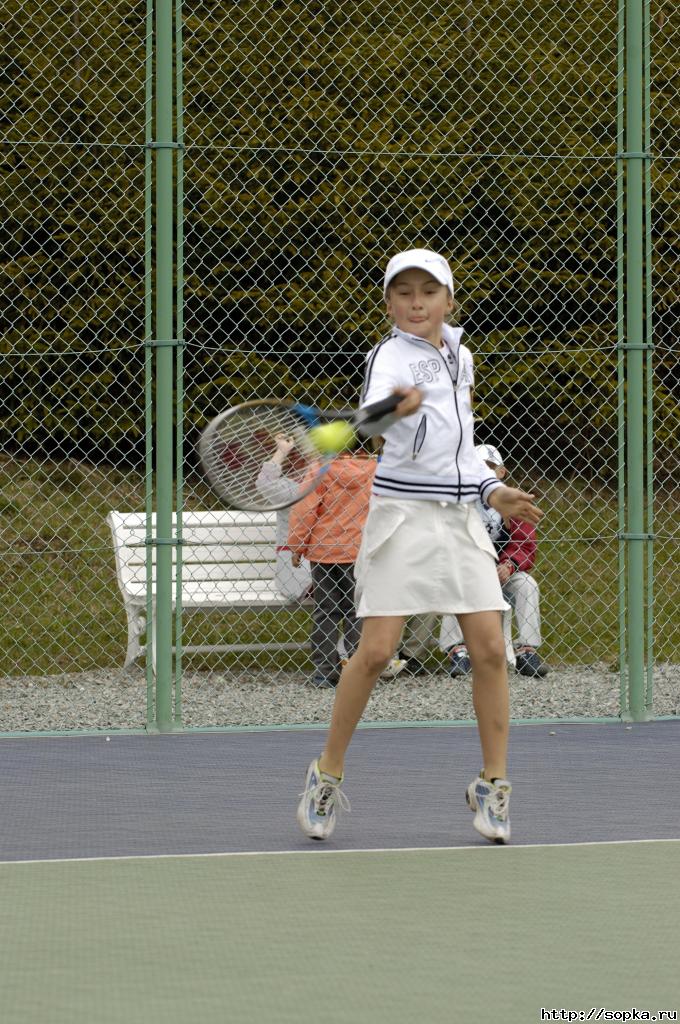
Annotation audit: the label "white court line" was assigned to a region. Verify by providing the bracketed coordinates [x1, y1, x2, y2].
[0, 836, 678, 868]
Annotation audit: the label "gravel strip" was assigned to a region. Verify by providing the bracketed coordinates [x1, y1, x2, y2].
[1, 664, 679, 732]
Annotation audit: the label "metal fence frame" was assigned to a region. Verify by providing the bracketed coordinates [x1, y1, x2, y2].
[138, 0, 653, 729]
[134, 0, 662, 730]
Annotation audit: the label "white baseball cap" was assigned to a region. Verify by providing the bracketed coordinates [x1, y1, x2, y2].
[476, 443, 504, 467]
[383, 248, 454, 298]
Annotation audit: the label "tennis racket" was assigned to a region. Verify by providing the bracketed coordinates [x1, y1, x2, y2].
[198, 394, 403, 512]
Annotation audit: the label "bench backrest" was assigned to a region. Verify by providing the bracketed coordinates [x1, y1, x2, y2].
[108, 510, 279, 599]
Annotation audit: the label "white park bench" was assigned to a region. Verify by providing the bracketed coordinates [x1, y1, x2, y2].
[107, 510, 311, 670]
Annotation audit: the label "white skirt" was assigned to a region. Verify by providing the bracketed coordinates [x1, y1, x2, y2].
[354, 497, 508, 618]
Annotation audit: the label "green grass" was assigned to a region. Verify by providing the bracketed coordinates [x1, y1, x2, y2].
[0, 456, 678, 677]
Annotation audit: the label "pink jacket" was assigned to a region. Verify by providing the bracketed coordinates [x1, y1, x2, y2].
[288, 456, 376, 564]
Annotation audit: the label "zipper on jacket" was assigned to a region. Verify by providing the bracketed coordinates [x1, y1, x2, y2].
[441, 352, 464, 496]
[412, 414, 427, 460]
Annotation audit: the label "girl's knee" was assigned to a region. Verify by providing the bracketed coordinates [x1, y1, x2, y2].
[471, 637, 506, 674]
[356, 642, 393, 675]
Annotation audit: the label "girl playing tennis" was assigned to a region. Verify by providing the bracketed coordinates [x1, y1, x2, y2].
[297, 248, 543, 844]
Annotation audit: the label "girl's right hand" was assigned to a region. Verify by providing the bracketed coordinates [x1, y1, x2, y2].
[393, 387, 423, 418]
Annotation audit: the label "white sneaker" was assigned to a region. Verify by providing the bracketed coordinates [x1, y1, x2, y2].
[381, 657, 407, 680]
[466, 776, 512, 844]
[296, 759, 350, 841]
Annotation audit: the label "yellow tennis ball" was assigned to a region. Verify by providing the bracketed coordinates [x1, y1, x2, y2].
[308, 421, 355, 454]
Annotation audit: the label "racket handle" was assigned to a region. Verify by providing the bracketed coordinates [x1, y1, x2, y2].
[354, 393, 404, 438]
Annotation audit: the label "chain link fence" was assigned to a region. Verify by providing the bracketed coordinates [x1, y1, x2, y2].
[1, 1, 149, 727]
[1, 0, 678, 731]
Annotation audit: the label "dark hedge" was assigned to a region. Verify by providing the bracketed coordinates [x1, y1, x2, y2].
[1, 0, 677, 476]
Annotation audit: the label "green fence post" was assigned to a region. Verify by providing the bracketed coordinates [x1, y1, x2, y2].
[643, 0, 655, 713]
[153, 0, 176, 732]
[624, 0, 650, 721]
[616, 0, 628, 718]
[174, 0, 185, 727]
[144, 0, 155, 728]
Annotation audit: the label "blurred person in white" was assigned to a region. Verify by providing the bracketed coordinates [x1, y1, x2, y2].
[255, 433, 312, 601]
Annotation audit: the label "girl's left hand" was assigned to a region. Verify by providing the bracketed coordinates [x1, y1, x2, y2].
[488, 486, 543, 525]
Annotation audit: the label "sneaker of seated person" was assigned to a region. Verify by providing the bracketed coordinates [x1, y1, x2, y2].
[310, 671, 338, 689]
[447, 644, 472, 677]
[398, 653, 428, 677]
[514, 647, 549, 678]
[381, 657, 407, 680]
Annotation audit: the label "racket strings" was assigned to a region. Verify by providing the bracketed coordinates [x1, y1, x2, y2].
[202, 407, 324, 510]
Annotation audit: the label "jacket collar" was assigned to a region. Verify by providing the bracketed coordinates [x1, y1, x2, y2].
[392, 323, 464, 356]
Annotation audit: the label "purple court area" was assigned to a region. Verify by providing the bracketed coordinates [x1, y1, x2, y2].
[0, 721, 678, 861]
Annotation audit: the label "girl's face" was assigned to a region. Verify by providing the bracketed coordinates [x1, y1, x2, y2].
[386, 268, 453, 347]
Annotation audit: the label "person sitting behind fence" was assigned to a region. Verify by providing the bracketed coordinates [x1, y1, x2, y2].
[255, 433, 312, 602]
[442, 442, 549, 678]
[288, 445, 377, 689]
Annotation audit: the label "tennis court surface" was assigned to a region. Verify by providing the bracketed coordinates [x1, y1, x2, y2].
[1, 722, 678, 1023]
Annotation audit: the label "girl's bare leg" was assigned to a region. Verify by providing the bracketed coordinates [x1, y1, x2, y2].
[458, 610, 509, 780]
[319, 616, 405, 778]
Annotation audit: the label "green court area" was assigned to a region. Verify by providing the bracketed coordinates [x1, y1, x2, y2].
[1, 841, 677, 1024]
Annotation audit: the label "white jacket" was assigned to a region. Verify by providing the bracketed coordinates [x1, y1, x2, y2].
[361, 324, 502, 505]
